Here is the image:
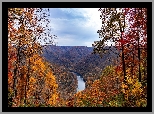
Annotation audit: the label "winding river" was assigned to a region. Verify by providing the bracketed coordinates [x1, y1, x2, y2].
[70, 71, 85, 92]
[76, 73, 85, 92]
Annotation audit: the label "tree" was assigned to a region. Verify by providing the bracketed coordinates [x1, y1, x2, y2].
[92, 8, 147, 107]
[92, 8, 147, 82]
[123, 8, 147, 82]
[8, 8, 57, 106]
[92, 8, 127, 82]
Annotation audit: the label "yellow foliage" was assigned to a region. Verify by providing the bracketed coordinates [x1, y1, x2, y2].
[121, 82, 128, 89]
[120, 70, 146, 107]
[109, 100, 118, 107]
[26, 54, 59, 106]
[30, 54, 46, 74]
[29, 77, 36, 84]
[48, 94, 59, 106]
[131, 81, 143, 96]
[127, 76, 133, 84]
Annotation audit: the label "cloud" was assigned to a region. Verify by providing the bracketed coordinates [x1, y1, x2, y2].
[84, 41, 94, 47]
[47, 8, 102, 47]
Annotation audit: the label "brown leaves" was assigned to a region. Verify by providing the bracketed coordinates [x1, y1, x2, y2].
[8, 8, 58, 107]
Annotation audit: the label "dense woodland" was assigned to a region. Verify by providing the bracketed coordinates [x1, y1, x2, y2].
[8, 8, 147, 107]
[43, 45, 119, 88]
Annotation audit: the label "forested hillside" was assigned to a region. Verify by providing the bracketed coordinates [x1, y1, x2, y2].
[42, 45, 120, 88]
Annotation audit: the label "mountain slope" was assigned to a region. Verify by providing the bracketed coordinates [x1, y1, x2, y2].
[42, 45, 120, 88]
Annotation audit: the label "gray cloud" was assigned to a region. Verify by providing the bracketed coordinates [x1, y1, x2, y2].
[48, 8, 102, 47]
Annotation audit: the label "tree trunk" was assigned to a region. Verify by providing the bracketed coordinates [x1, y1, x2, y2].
[136, 8, 142, 82]
[119, 18, 126, 83]
[121, 44, 126, 83]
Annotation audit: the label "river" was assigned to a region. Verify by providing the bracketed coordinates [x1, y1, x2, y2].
[70, 71, 85, 92]
[76, 73, 85, 92]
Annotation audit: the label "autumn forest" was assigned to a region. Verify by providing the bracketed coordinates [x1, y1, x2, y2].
[8, 8, 148, 108]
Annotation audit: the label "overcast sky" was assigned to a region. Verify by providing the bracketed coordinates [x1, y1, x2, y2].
[47, 8, 102, 47]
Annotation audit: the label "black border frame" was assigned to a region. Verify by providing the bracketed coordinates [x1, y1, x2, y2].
[2, 2, 152, 112]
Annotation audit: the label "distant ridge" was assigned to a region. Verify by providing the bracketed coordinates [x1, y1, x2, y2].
[42, 45, 117, 49]
[42, 45, 120, 81]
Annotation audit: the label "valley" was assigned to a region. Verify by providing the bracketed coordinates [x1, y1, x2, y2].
[42, 45, 120, 100]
